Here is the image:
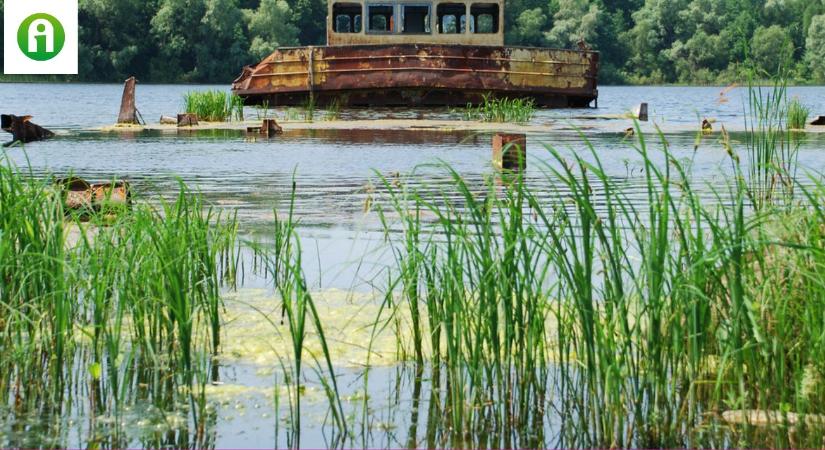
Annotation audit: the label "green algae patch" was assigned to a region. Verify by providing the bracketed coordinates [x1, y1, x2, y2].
[221, 288, 406, 369]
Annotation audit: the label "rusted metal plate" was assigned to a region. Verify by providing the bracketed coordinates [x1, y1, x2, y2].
[232, 44, 599, 108]
[57, 177, 131, 213]
[117, 76, 139, 124]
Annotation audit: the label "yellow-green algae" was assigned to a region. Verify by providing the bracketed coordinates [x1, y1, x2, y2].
[220, 287, 409, 369]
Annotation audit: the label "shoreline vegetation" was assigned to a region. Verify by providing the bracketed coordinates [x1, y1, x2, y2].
[4, 76, 825, 447]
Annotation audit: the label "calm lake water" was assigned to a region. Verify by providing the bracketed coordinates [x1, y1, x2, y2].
[2, 83, 825, 447]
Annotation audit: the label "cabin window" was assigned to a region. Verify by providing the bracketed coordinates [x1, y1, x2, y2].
[367, 4, 395, 32]
[401, 4, 431, 33]
[437, 3, 466, 34]
[470, 3, 498, 33]
[333, 3, 362, 33]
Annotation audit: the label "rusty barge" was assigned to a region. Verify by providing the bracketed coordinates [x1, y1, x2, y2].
[232, 0, 599, 107]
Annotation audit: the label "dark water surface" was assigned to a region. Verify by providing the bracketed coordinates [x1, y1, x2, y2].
[2, 83, 825, 448]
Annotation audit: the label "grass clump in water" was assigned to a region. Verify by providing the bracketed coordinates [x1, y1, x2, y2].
[183, 90, 244, 122]
[464, 93, 535, 123]
[788, 97, 809, 129]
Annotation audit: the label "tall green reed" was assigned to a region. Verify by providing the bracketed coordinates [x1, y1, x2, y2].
[742, 78, 799, 210]
[788, 97, 810, 130]
[366, 81, 824, 446]
[464, 93, 535, 123]
[0, 158, 238, 446]
[183, 90, 244, 122]
[254, 181, 347, 448]
[376, 166, 552, 447]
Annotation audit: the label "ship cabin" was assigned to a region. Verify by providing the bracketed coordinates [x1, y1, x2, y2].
[327, 0, 504, 46]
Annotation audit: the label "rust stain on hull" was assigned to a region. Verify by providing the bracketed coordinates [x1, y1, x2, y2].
[232, 44, 599, 108]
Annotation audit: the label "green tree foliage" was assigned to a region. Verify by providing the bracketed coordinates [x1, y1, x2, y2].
[80, 0, 160, 80]
[290, 0, 327, 44]
[247, 0, 300, 60]
[625, 0, 688, 82]
[150, 0, 206, 80]
[806, 14, 825, 82]
[543, 0, 601, 49]
[24, 0, 823, 83]
[513, 8, 548, 47]
[751, 25, 794, 76]
[197, 0, 250, 81]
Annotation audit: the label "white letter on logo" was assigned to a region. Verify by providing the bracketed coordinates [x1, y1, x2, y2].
[28, 19, 54, 53]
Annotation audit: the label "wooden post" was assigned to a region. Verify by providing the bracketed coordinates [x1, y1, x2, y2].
[493, 133, 526, 171]
[177, 114, 199, 127]
[117, 77, 139, 124]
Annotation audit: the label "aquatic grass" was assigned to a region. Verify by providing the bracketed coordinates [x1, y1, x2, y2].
[284, 108, 303, 122]
[374, 165, 554, 447]
[323, 97, 342, 121]
[464, 93, 535, 123]
[281, 99, 318, 122]
[0, 157, 238, 446]
[183, 90, 244, 122]
[251, 180, 348, 448]
[7, 76, 825, 448]
[742, 77, 799, 210]
[255, 100, 272, 120]
[788, 97, 809, 130]
[365, 91, 825, 446]
[0, 158, 75, 414]
[303, 97, 316, 122]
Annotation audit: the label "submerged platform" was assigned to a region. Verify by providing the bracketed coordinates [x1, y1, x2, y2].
[97, 117, 819, 136]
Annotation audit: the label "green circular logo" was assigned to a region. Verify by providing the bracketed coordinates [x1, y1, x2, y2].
[17, 13, 65, 61]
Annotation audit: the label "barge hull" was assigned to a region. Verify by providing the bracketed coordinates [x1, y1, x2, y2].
[232, 44, 599, 108]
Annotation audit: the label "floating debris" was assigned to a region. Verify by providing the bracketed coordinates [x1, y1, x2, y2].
[262, 118, 283, 136]
[56, 176, 132, 216]
[1, 114, 54, 146]
[177, 113, 199, 127]
[722, 409, 825, 427]
[702, 118, 714, 134]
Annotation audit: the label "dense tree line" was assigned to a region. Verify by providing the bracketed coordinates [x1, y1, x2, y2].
[2, 0, 825, 83]
[507, 0, 825, 83]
